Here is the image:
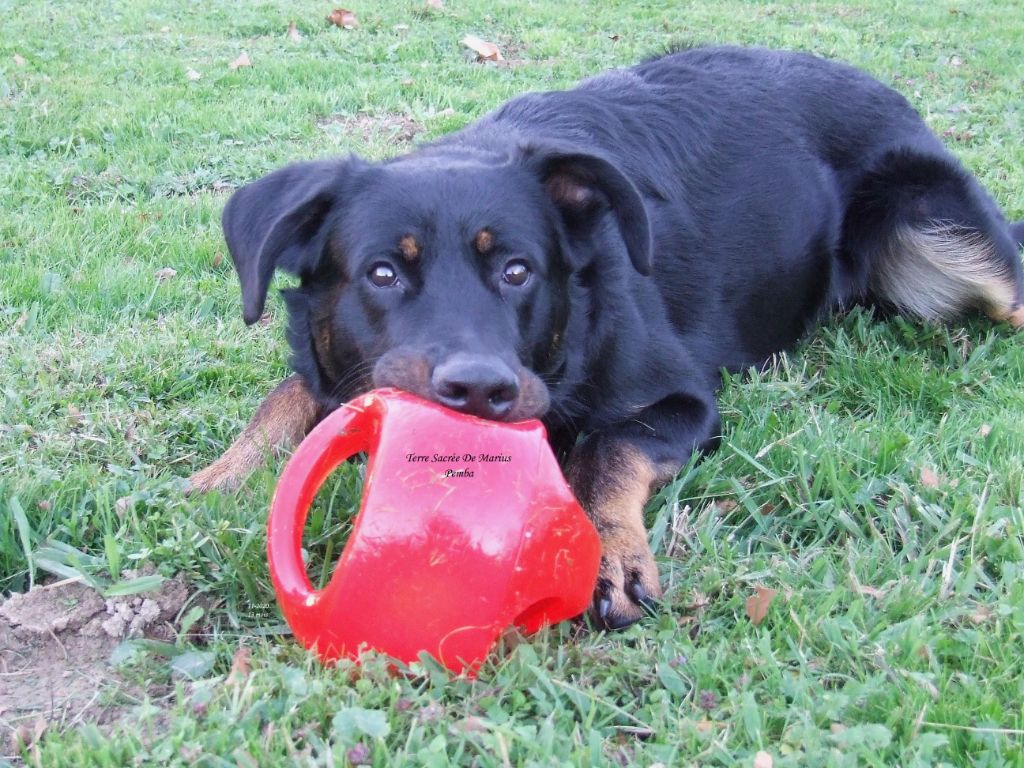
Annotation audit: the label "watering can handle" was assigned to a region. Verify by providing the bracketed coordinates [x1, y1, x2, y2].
[267, 396, 379, 624]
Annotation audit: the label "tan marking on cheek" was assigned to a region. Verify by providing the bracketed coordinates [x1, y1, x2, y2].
[398, 235, 420, 261]
[474, 228, 495, 254]
[373, 354, 433, 397]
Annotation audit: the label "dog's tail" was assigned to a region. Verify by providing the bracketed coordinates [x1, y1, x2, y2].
[844, 147, 1024, 328]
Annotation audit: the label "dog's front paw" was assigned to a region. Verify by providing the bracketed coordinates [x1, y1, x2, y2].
[589, 533, 662, 630]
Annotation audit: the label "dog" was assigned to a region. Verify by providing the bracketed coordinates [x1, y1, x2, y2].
[189, 46, 1024, 629]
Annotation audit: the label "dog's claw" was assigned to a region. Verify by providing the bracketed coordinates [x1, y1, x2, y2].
[598, 597, 611, 620]
[628, 580, 660, 615]
[628, 581, 649, 606]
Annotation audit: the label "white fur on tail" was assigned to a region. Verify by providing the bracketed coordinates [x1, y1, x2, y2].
[871, 221, 1017, 322]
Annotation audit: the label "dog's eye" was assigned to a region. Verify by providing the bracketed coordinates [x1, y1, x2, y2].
[502, 260, 531, 287]
[368, 263, 399, 288]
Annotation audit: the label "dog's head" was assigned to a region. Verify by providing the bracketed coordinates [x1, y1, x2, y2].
[221, 142, 651, 422]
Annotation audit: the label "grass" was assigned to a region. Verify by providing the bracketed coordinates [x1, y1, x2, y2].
[2, 0, 1023, 764]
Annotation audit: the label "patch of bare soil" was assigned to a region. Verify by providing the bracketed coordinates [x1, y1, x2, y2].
[316, 112, 424, 148]
[0, 576, 191, 753]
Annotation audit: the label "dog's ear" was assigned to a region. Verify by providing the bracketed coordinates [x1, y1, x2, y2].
[521, 145, 652, 275]
[222, 158, 360, 325]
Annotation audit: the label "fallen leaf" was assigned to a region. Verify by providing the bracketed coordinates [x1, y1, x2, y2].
[327, 8, 359, 29]
[830, 723, 847, 734]
[745, 586, 777, 626]
[228, 52, 252, 70]
[451, 716, 489, 733]
[185, 67, 202, 81]
[754, 752, 773, 768]
[978, 423, 992, 437]
[855, 585, 885, 605]
[228, 647, 252, 683]
[212, 251, 224, 268]
[949, 55, 962, 68]
[14, 719, 47, 750]
[160, 25, 171, 33]
[968, 605, 993, 624]
[426, 0, 444, 8]
[695, 720, 715, 732]
[609, 34, 620, 42]
[919, 466, 941, 489]
[155, 267, 177, 281]
[715, 498, 738, 513]
[13, 53, 27, 66]
[462, 34, 504, 61]
[287, 21, 302, 42]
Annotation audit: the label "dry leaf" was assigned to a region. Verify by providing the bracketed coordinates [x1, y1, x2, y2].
[185, 67, 202, 81]
[426, 0, 444, 8]
[753, 752, 773, 768]
[695, 720, 715, 733]
[856, 584, 886, 599]
[212, 251, 224, 268]
[745, 586, 777, 626]
[968, 605, 993, 624]
[286, 21, 302, 42]
[327, 8, 359, 29]
[228, 52, 252, 70]
[462, 34, 504, 61]
[920, 466, 941, 489]
[978, 423, 992, 437]
[13, 53, 27, 67]
[14, 719, 48, 750]
[229, 647, 252, 683]
[830, 722, 846, 734]
[452, 716, 489, 733]
[155, 267, 177, 281]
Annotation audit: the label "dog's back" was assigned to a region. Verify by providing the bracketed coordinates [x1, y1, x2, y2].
[446, 46, 1024, 375]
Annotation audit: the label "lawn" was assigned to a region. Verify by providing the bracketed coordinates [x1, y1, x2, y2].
[2, 0, 1024, 765]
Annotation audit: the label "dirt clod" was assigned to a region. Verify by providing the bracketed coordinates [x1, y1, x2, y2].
[0, 575, 193, 751]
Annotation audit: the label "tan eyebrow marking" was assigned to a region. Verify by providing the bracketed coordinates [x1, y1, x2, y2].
[474, 228, 495, 254]
[398, 235, 420, 261]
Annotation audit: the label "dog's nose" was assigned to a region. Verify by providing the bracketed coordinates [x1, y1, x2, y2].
[431, 354, 520, 420]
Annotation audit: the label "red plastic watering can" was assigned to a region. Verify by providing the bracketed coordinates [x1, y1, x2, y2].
[267, 388, 600, 675]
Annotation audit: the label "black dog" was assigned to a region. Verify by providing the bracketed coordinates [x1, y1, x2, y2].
[190, 46, 1024, 629]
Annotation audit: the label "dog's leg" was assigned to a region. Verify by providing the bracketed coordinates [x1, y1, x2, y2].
[567, 394, 720, 629]
[187, 375, 323, 493]
[845, 148, 1024, 327]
